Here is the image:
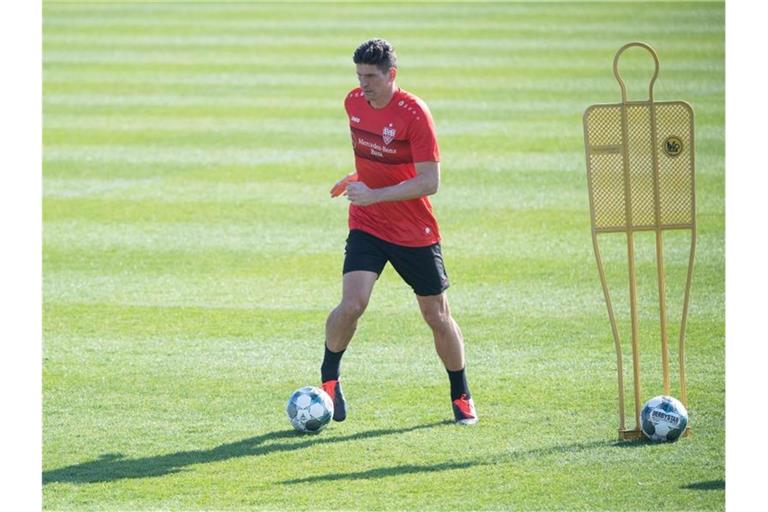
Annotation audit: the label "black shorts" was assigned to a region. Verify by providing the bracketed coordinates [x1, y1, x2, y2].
[343, 229, 450, 296]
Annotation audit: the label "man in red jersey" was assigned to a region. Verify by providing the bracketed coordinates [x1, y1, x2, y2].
[321, 39, 477, 425]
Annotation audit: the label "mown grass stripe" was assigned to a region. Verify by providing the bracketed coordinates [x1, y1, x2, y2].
[41, 178, 584, 211]
[43, 116, 725, 146]
[43, 71, 725, 97]
[41, 32, 725, 52]
[43, 56, 725, 79]
[42, 19, 723, 41]
[42, 94, 725, 124]
[42, 6, 722, 31]
[44, 145, 342, 165]
[43, 49, 725, 70]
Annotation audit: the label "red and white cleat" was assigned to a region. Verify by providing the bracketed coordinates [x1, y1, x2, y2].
[321, 379, 347, 422]
[452, 394, 478, 425]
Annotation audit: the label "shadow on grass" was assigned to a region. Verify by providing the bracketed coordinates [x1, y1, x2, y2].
[282, 439, 612, 485]
[43, 421, 449, 485]
[283, 460, 477, 484]
[682, 480, 725, 491]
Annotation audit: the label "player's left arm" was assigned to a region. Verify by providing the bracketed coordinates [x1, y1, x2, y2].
[345, 161, 439, 206]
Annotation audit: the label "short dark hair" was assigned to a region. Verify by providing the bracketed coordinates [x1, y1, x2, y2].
[353, 38, 397, 74]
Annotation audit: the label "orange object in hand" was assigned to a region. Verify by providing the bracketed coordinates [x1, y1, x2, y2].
[330, 172, 358, 198]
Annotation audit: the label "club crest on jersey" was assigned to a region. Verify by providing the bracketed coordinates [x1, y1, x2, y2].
[382, 123, 396, 145]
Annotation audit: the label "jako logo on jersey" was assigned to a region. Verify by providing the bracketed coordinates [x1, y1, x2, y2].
[351, 116, 361, 123]
[382, 123, 396, 145]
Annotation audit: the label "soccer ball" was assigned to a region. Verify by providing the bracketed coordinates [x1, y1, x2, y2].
[286, 386, 334, 434]
[641, 395, 689, 442]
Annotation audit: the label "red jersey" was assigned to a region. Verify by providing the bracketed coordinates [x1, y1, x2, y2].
[345, 87, 441, 247]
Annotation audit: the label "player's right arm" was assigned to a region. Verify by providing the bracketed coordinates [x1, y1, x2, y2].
[345, 161, 439, 206]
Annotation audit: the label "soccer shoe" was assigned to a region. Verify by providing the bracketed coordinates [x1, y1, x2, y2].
[330, 172, 358, 198]
[321, 379, 347, 422]
[452, 394, 478, 425]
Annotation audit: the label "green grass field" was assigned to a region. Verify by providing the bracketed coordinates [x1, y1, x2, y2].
[43, 1, 725, 510]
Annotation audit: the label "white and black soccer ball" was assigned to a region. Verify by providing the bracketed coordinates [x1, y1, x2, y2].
[286, 386, 334, 434]
[641, 395, 689, 442]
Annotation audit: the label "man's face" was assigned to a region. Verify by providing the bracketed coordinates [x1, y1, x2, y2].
[356, 63, 395, 103]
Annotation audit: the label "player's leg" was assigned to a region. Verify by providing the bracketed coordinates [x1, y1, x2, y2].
[325, 270, 378, 353]
[322, 271, 377, 422]
[387, 241, 478, 425]
[416, 292, 464, 371]
[416, 293, 477, 424]
[322, 230, 387, 421]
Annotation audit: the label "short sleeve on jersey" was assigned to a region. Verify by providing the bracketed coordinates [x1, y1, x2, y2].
[408, 106, 440, 163]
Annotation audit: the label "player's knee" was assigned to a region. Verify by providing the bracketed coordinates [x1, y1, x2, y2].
[338, 297, 368, 320]
[421, 305, 451, 332]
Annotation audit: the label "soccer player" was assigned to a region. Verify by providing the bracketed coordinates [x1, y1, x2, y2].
[321, 38, 478, 425]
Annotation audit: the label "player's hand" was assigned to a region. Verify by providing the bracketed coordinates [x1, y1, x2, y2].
[330, 172, 358, 198]
[346, 181, 379, 206]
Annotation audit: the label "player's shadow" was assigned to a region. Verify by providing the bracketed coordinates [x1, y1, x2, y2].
[42, 421, 449, 485]
[682, 480, 725, 491]
[281, 439, 612, 485]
